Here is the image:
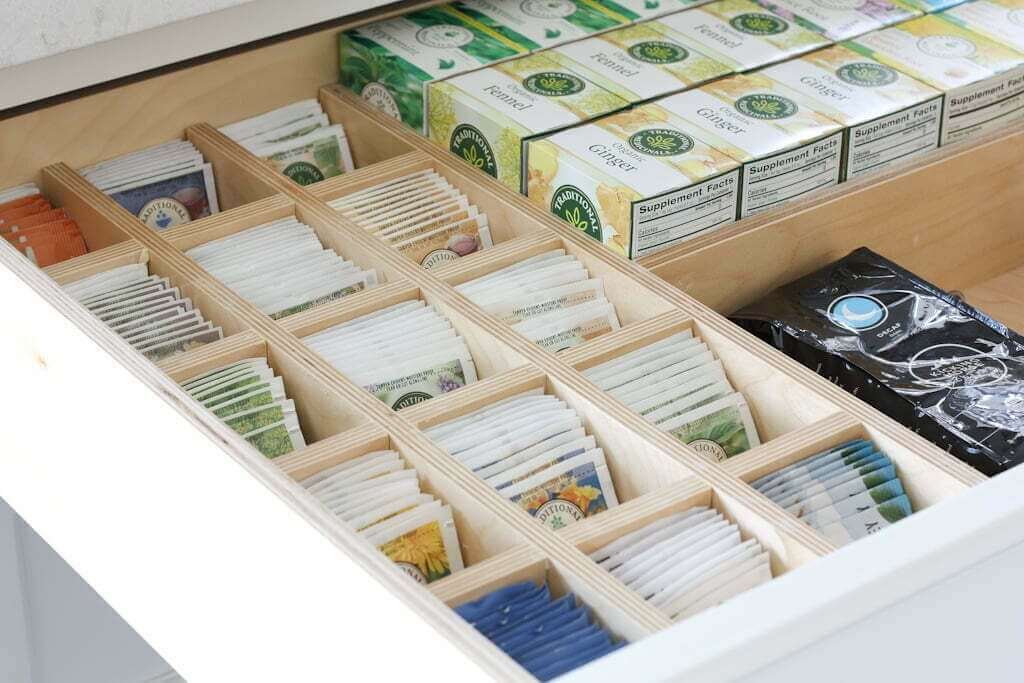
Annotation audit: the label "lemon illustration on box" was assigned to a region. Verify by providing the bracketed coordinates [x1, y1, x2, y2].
[658, 72, 844, 218]
[846, 14, 1024, 145]
[448, 0, 630, 51]
[428, 52, 629, 192]
[338, 5, 530, 133]
[762, 44, 942, 179]
[750, 0, 921, 42]
[549, 21, 734, 105]
[527, 103, 742, 259]
[657, 0, 831, 72]
[942, 0, 1024, 54]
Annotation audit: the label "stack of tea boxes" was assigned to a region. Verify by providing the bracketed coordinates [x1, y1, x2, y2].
[341, 0, 1024, 259]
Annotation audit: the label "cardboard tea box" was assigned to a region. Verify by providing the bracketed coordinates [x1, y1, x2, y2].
[762, 44, 942, 179]
[899, 0, 968, 13]
[448, 0, 629, 51]
[847, 14, 1024, 145]
[594, 0, 721, 20]
[659, 72, 844, 217]
[941, 0, 1024, 52]
[428, 53, 630, 192]
[526, 104, 742, 258]
[656, 0, 831, 72]
[549, 20, 734, 104]
[751, 0, 921, 41]
[338, 5, 528, 133]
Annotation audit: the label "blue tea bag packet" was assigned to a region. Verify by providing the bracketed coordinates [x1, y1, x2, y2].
[475, 589, 553, 636]
[532, 641, 627, 681]
[519, 626, 609, 671]
[454, 581, 544, 623]
[500, 609, 591, 657]
[485, 594, 576, 640]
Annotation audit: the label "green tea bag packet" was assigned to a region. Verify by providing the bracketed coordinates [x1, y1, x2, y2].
[757, 444, 880, 499]
[180, 358, 269, 393]
[799, 478, 907, 527]
[816, 495, 914, 546]
[785, 467, 902, 518]
[250, 124, 354, 186]
[502, 450, 620, 529]
[449, 0, 629, 51]
[776, 463, 897, 511]
[243, 420, 306, 459]
[205, 378, 287, 418]
[660, 393, 761, 461]
[942, 0, 1024, 53]
[361, 503, 465, 584]
[590, 508, 709, 564]
[668, 551, 771, 620]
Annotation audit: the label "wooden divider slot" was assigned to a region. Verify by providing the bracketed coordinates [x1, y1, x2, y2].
[43, 240, 148, 285]
[318, 84, 416, 170]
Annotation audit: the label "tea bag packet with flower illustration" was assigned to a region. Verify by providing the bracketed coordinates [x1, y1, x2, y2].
[589, 506, 772, 622]
[582, 330, 761, 461]
[63, 262, 223, 361]
[220, 99, 353, 185]
[185, 217, 377, 319]
[455, 581, 625, 681]
[457, 249, 621, 352]
[302, 300, 478, 411]
[80, 140, 219, 230]
[328, 169, 494, 268]
[426, 389, 620, 530]
[179, 358, 307, 458]
[751, 438, 916, 545]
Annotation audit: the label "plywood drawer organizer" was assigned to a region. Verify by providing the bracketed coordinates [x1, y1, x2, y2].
[1, 3, 1020, 681]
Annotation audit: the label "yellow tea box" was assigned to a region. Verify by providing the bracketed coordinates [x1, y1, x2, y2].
[942, 0, 1024, 53]
[762, 44, 942, 179]
[657, 0, 831, 72]
[752, 0, 921, 41]
[339, 6, 528, 133]
[448, 0, 629, 51]
[847, 15, 1024, 145]
[549, 21, 734, 104]
[527, 105, 742, 258]
[428, 53, 630, 192]
[659, 73, 844, 217]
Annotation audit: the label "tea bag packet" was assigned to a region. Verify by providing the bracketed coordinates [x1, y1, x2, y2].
[80, 140, 219, 230]
[185, 217, 377, 319]
[63, 262, 223, 361]
[302, 301, 477, 410]
[454, 581, 624, 681]
[457, 249, 621, 352]
[180, 358, 307, 458]
[751, 438, 916, 545]
[0, 182, 89, 267]
[583, 331, 762, 460]
[590, 506, 772, 622]
[220, 100, 354, 185]
[425, 390, 620, 530]
[328, 170, 494, 267]
[300, 449, 465, 584]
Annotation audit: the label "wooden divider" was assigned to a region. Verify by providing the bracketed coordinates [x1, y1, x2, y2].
[25, 78, 997, 678]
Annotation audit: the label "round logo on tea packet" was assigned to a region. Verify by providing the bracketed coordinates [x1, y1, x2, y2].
[522, 71, 586, 97]
[283, 161, 325, 186]
[735, 93, 798, 120]
[396, 562, 428, 585]
[729, 13, 789, 36]
[827, 294, 888, 331]
[422, 249, 460, 269]
[837, 62, 899, 87]
[535, 499, 585, 530]
[415, 24, 474, 49]
[812, 0, 866, 10]
[689, 439, 728, 463]
[909, 344, 1008, 389]
[361, 82, 401, 119]
[392, 391, 433, 411]
[138, 198, 191, 230]
[628, 128, 695, 156]
[520, 0, 576, 18]
[450, 124, 497, 178]
[627, 40, 689, 64]
[917, 35, 977, 59]
[551, 185, 602, 241]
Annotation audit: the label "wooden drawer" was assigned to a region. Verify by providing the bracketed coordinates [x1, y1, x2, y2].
[2, 4, 1022, 681]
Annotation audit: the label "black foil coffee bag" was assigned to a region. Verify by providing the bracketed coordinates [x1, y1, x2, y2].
[732, 247, 1024, 475]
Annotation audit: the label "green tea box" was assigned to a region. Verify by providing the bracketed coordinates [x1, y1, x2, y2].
[762, 44, 942, 179]
[339, 5, 528, 133]
[588, 0, 723, 21]
[448, 0, 629, 50]
[751, 0, 921, 41]
[526, 104, 742, 258]
[847, 15, 1024, 145]
[656, 0, 831, 72]
[942, 0, 1024, 52]
[659, 72, 844, 217]
[548, 21, 733, 104]
[428, 53, 630, 192]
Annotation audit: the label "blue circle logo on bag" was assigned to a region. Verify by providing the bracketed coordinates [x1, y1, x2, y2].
[729, 13, 789, 35]
[450, 124, 497, 178]
[522, 71, 586, 97]
[828, 294, 888, 331]
[627, 40, 689, 64]
[837, 62, 899, 87]
[551, 185, 602, 241]
[735, 93, 798, 119]
[627, 128, 695, 156]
